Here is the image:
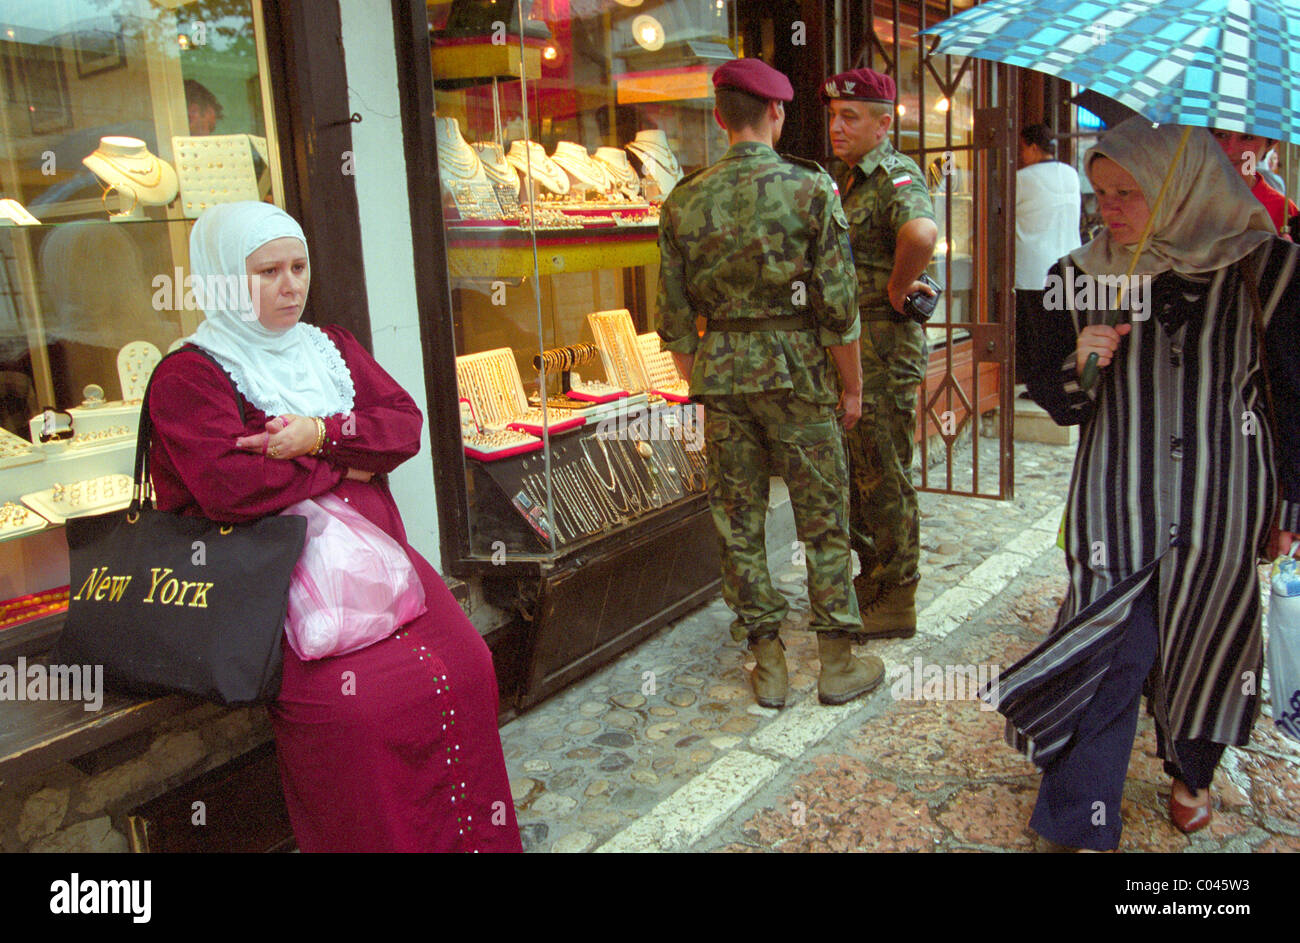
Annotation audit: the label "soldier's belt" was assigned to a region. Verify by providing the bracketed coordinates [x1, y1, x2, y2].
[705, 315, 815, 332]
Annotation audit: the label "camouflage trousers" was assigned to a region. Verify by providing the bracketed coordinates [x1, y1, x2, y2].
[847, 319, 927, 593]
[701, 391, 860, 642]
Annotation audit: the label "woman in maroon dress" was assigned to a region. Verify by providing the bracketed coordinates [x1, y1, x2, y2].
[147, 201, 521, 852]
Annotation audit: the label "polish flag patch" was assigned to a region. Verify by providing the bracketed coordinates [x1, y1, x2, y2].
[892, 175, 912, 188]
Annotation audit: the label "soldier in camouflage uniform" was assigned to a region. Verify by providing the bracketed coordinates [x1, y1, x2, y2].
[823, 68, 938, 639]
[657, 58, 885, 708]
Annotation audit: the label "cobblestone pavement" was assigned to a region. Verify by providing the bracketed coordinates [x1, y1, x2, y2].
[499, 439, 1300, 853]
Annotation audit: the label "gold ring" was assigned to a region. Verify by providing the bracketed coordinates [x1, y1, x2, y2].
[269, 445, 279, 458]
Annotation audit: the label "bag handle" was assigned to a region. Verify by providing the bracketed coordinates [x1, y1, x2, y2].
[131, 346, 245, 514]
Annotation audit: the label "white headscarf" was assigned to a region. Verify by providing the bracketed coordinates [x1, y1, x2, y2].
[185, 202, 354, 418]
[1070, 118, 1274, 277]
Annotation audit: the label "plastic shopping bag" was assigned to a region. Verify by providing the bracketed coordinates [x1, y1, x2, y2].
[281, 493, 427, 660]
[1267, 552, 1300, 743]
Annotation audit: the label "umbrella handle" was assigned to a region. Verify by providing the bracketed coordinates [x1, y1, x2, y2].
[1079, 307, 1123, 389]
[1080, 351, 1101, 389]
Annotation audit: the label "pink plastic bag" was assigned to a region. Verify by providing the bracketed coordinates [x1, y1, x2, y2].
[281, 492, 427, 660]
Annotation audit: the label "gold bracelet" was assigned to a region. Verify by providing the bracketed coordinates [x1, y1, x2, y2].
[309, 416, 327, 455]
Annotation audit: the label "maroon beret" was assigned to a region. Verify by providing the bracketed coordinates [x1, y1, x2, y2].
[712, 58, 794, 103]
[820, 68, 896, 104]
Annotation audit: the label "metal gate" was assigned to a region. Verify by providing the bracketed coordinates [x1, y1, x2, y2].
[843, 0, 1017, 499]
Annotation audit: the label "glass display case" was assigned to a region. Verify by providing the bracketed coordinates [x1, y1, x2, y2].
[428, 0, 737, 564]
[0, 0, 283, 633]
[421, 0, 735, 706]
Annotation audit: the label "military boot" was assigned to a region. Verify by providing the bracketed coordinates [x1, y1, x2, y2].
[853, 573, 882, 613]
[748, 633, 788, 709]
[817, 634, 884, 705]
[858, 579, 918, 640]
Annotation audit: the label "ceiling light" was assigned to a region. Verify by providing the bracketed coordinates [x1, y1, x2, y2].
[632, 14, 665, 51]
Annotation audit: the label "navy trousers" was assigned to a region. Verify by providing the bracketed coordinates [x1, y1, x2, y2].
[1029, 582, 1226, 850]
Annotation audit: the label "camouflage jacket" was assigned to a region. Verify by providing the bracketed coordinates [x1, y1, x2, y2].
[655, 140, 859, 403]
[836, 137, 935, 320]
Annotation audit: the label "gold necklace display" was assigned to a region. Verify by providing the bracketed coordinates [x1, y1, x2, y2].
[593, 147, 642, 200]
[82, 136, 179, 212]
[507, 141, 571, 197]
[627, 131, 683, 195]
[92, 151, 164, 188]
[456, 348, 525, 429]
[473, 142, 519, 193]
[551, 142, 612, 194]
[636, 331, 688, 391]
[588, 309, 652, 392]
[436, 117, 487, 182]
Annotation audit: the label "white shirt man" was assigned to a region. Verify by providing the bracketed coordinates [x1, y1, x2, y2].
[1015, 156, 1082, 289]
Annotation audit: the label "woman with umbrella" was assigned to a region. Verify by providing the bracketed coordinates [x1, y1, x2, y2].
[1008, 117, 1300, 850]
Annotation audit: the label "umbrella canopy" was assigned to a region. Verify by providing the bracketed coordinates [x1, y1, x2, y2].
[921, 0, 1300, 144]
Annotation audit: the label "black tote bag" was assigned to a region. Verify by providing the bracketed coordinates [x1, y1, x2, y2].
[52, 347, 307, 705]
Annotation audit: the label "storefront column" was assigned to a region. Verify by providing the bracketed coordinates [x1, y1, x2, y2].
[337, 0, 443, 568]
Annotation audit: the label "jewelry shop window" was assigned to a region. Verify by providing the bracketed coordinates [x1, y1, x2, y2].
[429, 0, 737, 561]
[0, 0, 284, 630]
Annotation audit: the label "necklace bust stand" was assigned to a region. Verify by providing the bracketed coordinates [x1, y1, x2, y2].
[593, 147, 643, 202]
[82, 136, 179, 221]
[552, 142, 612, 200]
[473, 141, 521, 218]
[626, 129, 683, 201]
[437, 117, 503, 221]
[507, 141, 571, 202]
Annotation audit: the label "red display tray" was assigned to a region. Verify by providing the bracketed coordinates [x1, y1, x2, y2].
[464, 439, 544, 462]
[0, 585, 70, 631]
[567, 388, 629, 404]
[506, 415, 586, 436]
[653, 388, 691, 404]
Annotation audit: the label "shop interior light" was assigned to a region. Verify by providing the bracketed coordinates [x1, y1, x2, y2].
[935, 97, 950, 112]
[896, 103, 906, 116]
[632, 14, 665, 51]
[543, 44, 558, 60]
[178, 34, 191, 49]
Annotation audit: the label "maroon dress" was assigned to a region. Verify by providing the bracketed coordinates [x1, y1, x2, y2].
[148, 325, 522, 853]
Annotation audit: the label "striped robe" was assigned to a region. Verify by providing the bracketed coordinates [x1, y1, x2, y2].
[997, 238, 1300, 767]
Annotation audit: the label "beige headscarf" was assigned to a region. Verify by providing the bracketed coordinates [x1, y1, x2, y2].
[1070, 117, 1274, 277]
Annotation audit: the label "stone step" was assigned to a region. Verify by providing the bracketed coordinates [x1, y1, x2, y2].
[1013, 386, 1077, 446]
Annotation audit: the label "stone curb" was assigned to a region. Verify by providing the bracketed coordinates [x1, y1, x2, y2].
[588, 501, 1067, 853]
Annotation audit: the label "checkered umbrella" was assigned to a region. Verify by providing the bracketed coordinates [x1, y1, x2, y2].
[921, 0, 1300, 144]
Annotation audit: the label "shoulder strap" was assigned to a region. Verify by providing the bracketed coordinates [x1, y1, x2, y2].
[781, 153, 828, 176]
[131, 346, 244, 511]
